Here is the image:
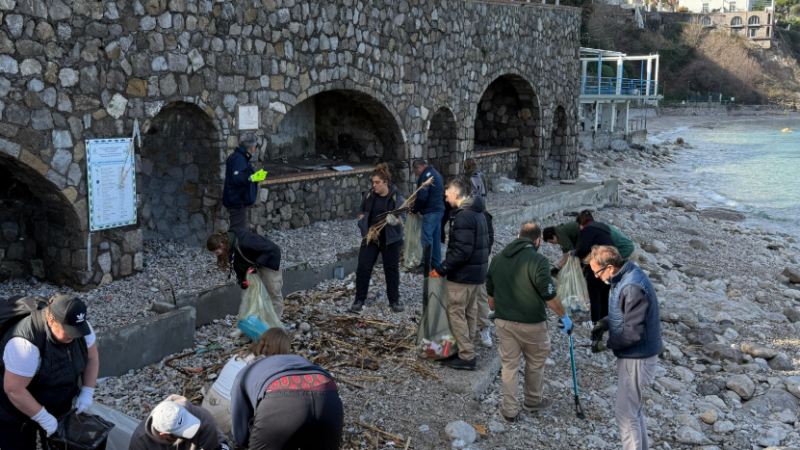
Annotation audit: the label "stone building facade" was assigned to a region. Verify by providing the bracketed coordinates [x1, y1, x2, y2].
[0, 0, 581, 286]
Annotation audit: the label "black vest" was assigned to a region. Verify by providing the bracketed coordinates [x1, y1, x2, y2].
[0, 309, 88, 423]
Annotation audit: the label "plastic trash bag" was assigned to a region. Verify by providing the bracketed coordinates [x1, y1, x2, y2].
[85, 403, 140, 450]
[417, 278, 458, 360]
[402, 214, 423, 268]
[491, 177, 522, 194]
[238, 273, 284, 340]
[556, 256, 590, 313]
[46, 409, 114, 450]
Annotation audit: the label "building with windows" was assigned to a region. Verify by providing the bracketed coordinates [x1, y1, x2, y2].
[681, 10, 774, 47]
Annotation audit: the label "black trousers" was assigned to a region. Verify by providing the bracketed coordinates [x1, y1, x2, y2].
[584, 265, 611, 323]
[355, 240, 401, 305]
[249, 390, 344, 450]
[227, 206, 249, 233]
[0, 419, 43, 450]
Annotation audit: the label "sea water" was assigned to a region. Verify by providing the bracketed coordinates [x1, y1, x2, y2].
[650, 116, 800, 238]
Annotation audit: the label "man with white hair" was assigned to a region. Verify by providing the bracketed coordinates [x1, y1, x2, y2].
[129, 394, 229, 450]
[223, 132, 267, 233]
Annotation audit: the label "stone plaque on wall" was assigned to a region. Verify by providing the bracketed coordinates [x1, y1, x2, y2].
[86, 138, 138, 232]
[237, 105, 259, 130]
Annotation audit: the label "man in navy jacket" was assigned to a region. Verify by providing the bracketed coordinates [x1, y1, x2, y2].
[411, 159, 445, 268]
[223, 132, 267, 233]
[586, 245, 662, 450]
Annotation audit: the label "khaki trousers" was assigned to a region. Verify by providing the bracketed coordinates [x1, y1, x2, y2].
[201, 385, 233, 438]
[496, 319, 550, 418]
[447, 281, 480, 361]
[476, 284, 491, 330]
[258, 267, 285, 317]
[616, 356, 658, 450]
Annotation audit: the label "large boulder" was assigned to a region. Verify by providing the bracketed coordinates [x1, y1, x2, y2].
[767, 354, 794, 371]
[786, 376, 800, 399]
[740, 342, 779, 360]
[726, 375, 755, 400]
[675, 426, 711, 445]
[742, 389, 799, 416]
[704, 343, 744, 364]
[783, 266, 800, 283]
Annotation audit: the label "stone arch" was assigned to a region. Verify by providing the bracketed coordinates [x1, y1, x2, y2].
[474, 74, 543, 185]
[0, 155, 83, 285]
[425, 108, 460, 181]
[547, 106, 570, 179]
[139, 102, 221, 244]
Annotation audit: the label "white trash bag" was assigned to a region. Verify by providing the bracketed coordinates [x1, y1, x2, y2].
[492, 177, 522, 194]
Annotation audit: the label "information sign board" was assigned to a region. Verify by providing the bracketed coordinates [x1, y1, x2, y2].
[86, 138, 137, 232]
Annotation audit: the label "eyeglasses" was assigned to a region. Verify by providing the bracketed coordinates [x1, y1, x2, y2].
[593, 266, 611, 278]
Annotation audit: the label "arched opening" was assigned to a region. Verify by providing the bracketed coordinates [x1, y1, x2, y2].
[139, 102, 220, 244]
[748, 16, 760, 25]
[702, 16, 712, 26]
[731, 16, 742, 26]
[425, 108, 460, 181]
[0, 158, 83, 285]
[474, 74, 542, 185]
[259, 90, 406, 230]
[547, 106, 570, 179]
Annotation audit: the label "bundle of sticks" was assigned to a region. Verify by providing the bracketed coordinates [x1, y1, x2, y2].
[365, 177, 434, 245]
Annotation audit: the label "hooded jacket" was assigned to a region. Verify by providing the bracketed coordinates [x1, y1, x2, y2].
[554, 221, 581, 254]
[574, 221, 616, 260]
[226, 231, 281, 283]
[357, 184, 406, 246]
[486, 238, 557, 324]
[599, 261, 663, 359]
[129, 395, 228, 450]
[435, 196, 490, 284]
[411, 166, 445, 214]
[222, 146, 257, 209]
[463, 167, 488, 198]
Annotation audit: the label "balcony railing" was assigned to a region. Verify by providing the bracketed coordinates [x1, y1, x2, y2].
[580, 76, 658, 96]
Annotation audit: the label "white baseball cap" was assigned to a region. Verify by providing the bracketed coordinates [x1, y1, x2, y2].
[151, 401, 202, 439]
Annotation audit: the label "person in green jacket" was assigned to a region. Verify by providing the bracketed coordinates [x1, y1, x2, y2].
[486, 222, 571, 422]
[602, 222, 635, 260]
[543, 221, 581, 269]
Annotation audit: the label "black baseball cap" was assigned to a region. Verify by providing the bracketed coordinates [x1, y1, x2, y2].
[50, 295, 91, 338]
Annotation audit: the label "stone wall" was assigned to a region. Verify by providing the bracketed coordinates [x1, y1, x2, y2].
[0, 0, 581, 285]
[472, 149, 518, 186]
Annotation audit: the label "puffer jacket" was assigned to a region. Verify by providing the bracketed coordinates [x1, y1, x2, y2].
[434, 196, 490, 284]
[222, 146, 257, 209]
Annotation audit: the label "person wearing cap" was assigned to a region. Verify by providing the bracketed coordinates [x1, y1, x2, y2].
[0, 295, 99, 448]
[129, 394, 230, 450]
[223, 131, 268, 233]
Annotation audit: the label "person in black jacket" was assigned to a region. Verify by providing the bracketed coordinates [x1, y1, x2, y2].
[223, 132, 267, 233]
[411, 159, 445, 269]
[431, 180, 490, 370]
[573, 210, 617, 323]
[207, 229, 284, 317]
[350, 164, 407, 313]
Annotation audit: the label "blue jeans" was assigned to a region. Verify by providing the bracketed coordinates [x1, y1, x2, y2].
[421, 212, 443, 269]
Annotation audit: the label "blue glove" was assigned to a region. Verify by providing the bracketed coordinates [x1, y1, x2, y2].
[570, 249, 578, 257]
[558, 315, 573, 335]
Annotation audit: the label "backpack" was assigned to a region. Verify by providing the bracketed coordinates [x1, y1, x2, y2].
[469, 173, 486, 197]
[0, 295, 49, 355]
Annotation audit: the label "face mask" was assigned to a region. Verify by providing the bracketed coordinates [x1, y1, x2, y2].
[602, 278, 611, 285]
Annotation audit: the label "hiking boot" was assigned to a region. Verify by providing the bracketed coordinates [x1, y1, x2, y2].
[478, 329, 492, 348]
[523, 398, 553, 412]
[390, 302, 405, 313]
[499, 412, 517, 423]
[446, 357, 477, 371]
[349, 300, 365, 313]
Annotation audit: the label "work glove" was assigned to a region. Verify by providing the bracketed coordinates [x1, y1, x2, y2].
[550, 266, 560, 278]
[386, 214, 399, 226]
[247, 266, 257, 275]
[240, 281, 250, 290]
[429, 269, 442, 278]
[558, 315, 573, 335]
[591, 322, 608, 341]
[591, 340, 608, 353]
[32, 407, 58, 437]
[249, 169, 268, 182]
[75, 386, 95, 414]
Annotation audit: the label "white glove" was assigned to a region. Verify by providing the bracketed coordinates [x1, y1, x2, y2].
[75, 386, 95, 414]
[32, 407, 58, 437]
[386, 214, 399, 226]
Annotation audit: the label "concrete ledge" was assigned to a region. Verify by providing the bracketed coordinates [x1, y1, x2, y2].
[491, 180, 619, 229]
[442, 346, 502, 398]
[96, 307, 196, 378]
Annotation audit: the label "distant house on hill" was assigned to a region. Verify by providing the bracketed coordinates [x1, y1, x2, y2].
[652, 0, 776, 47]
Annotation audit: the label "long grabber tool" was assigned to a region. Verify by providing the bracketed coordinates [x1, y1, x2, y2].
[568, 333, 586, 420]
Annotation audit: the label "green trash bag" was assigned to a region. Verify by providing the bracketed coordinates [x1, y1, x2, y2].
[556, 256, 590, 313]
[238, 273, 284, 340]
[402, 214, 423, 269]
[416, 278, 457, 360]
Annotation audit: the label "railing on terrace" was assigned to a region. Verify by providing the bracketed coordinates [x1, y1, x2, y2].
[580, 77, 658, 96]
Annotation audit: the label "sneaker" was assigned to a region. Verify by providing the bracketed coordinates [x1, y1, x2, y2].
[446, 357, 477, 371]
[390, 302, 405, 313]
[478, 329, 492, 348]
[349, 300, 365, 313]
[500, 412, 517, 423]
[523, 398, 553, 412]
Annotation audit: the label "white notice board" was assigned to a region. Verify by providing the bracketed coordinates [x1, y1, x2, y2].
[237, 105, 259, 130]
[86, 138, 138, 232]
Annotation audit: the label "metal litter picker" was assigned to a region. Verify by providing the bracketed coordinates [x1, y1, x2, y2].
[559, 319, 585, 420]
